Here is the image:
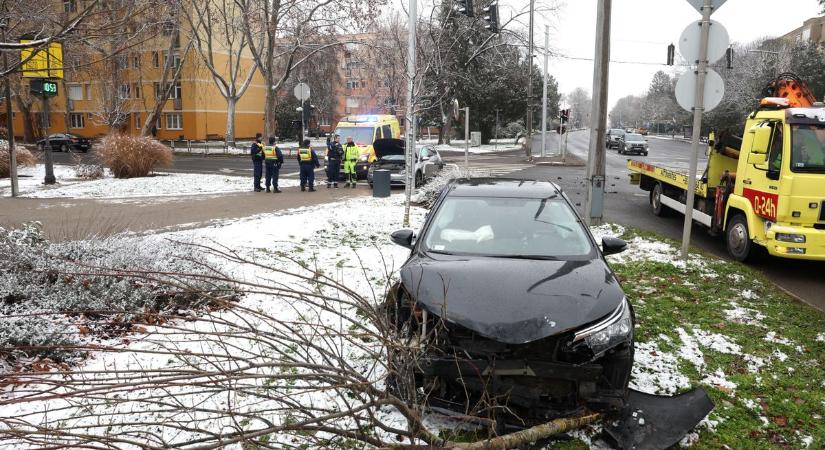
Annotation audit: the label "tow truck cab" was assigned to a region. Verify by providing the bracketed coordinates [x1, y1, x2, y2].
[726, 107, 825, 260]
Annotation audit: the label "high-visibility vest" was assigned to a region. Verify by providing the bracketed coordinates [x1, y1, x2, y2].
[263, 146, 277, 159]
[344, 144, 359, 161]
[298, 147, 312, 162]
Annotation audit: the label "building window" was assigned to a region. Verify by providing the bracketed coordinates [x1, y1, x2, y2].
[64, 0, 77, 12]
[163, 52, 181, 69]
[134, 113, 141, 129]
[68, 84, 83, 101]
[169, 82, 181, 99]
[152, 51, 160, 68]
[132, 53, 140, 68]
[346, 98, 360, 109]
[133, 83, 141, 99]
[69, 113, 85, 129]
[165, 113, 182, 130]
[119, 84, 131, 99]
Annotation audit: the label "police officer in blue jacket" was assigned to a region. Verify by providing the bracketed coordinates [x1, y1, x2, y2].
[263, 136, 284, 193]
[326, 134, 343, 188]
[296, 139, 320, 191]
[250, 133, 265, 192]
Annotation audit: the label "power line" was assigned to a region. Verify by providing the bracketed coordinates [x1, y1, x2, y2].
[555, 54, 691, 66]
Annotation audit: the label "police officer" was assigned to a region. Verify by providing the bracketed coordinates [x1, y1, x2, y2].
[264, 136, 284, 193]
[343, 136, 359, 188]
[296, 138, 320, 191]
[250, 133, 265, 192]
[326, 135, 343, 188]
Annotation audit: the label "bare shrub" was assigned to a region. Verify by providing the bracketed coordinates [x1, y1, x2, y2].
[98, 133, 173, 178]
[0, 142, 37, 178]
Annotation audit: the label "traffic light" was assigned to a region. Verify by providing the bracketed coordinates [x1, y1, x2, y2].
[560, 108, 570, 124]
[482, 2, 499, 33]
[454, 0, 474, 17]
[666, 43, 675, 66]
[725, 47, 733, 70]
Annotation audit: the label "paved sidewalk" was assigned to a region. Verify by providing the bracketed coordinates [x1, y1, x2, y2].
[0, 185, 371, 241]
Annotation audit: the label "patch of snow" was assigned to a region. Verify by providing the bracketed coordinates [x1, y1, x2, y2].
[692, 328, 742, 355]
[744, 354, 767, 373]
[676, 328, 706, 371]
[815, 333, 825, 342]
[739, 289, 758, 300]
[724, 301, 766, 326]
[772, 349, 789, 362]
[702, 369, 737, 394]
[630, 341, 692, 395]
[742, 398, 758, 410]
[764, 331, 794, 346]
[799, 434, 814, 448]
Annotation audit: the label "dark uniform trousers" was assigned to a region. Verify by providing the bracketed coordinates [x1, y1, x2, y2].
[265, 160, 280, 189]
[299, 163, 315, 188]
[253, 159, 263, 190]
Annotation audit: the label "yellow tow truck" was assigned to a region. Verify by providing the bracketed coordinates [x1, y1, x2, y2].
[628, 73, 825, 261]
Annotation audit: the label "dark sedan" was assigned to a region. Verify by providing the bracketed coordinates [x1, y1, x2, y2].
[386, 178, 634, 427]
[37, 134, 92, 153]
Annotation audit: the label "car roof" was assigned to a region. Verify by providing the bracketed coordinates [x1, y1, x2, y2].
[447, 178, 563, 199]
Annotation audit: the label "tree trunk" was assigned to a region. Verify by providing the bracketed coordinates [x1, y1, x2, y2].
[225, 96, 237, 146]
[264, 71, 277, 138]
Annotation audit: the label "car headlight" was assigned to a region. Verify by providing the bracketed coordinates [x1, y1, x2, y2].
[776, 233, 806, 244]
[573, 298, 632, 357]
[359, 154, 369, 162]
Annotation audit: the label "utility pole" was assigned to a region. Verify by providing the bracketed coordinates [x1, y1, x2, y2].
[40, 93, 55, 185]
[464, 107, 470, 169]
[1, 19, 18, 197]
[680, 0, 713, 259]
[403, 0, 417, 227]
[525, 0, 535, 160]
[494, 108, 500, 152]
[585, 0, 611, 226]
[540, 25, 549, 158]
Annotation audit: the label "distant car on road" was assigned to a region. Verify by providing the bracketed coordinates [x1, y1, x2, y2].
[367, 138, 444, 187]
[618, 133, 649, 156]
[606, 128, 626, 149]
[37, 134, 92, 153]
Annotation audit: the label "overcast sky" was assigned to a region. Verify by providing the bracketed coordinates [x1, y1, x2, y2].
[539, 0, 822, 108]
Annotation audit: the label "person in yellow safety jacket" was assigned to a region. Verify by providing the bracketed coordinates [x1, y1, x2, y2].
[343, 136, 359, 188]
[296, 138, 320, 191]
[263, 136, 284, 193]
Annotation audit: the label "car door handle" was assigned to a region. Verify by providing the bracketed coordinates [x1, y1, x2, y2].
[742, 179, 752, 185]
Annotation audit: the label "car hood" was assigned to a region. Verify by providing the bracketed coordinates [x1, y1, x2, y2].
[373, 138, 405, 159]
[400, 254, 624, 344]
[625, 140, 646, 145]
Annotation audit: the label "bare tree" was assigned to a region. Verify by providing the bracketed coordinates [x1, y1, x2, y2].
[180, 0, 260, 146]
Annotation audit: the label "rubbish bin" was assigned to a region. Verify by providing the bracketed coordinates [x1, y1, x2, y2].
[372, 169, 391, 198]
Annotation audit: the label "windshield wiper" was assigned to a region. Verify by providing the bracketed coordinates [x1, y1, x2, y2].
[426, 249, 456, 256]
[487, 254, 560, 261]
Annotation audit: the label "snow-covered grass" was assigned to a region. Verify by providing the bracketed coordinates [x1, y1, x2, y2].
[1, 164, 298, 199]
[1, 197, 824, 449]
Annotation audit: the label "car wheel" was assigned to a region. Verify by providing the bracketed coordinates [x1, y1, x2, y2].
[643, 151, 648, 156]
[726, 214, 753, 262]
[415, 171, 424, 188]
[60, 144, 69, 153]
[650, 182, 670, 217]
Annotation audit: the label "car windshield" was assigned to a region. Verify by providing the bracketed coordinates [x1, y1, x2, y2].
[423, 196, 594, 259]
[790, 124, 825, 172]
[381, 155, 405, 161]
[335, 127, 375, 145]
[625, 134, 644, 142]
[610, 129, 625, 135]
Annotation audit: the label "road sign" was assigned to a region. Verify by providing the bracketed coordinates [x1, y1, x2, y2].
[452, 98, 460, 121]
[293, 82, 310, 101]
[675, 68, 725, 112]
[679, 20, 729, 64]
[685, 0, 727, 13]
[21, 41, 64, 79]
[29, 79, 58, 97]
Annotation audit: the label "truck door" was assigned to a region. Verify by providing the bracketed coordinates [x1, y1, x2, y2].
[741, 121, 783, 223]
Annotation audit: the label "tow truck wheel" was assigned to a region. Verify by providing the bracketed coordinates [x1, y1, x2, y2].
[726, 214, 753, 262]
[650, 183, 669, 217]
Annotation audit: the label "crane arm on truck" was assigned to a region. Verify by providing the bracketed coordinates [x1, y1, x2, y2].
[762, 72, 817, 108]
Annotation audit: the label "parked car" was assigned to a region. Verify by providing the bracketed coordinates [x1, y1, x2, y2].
[36, 134, 92, 153]
[386, 178, 634, 427]
[606, 128, 626, 149]
[618, 133, 649, 156]
[367, 138, 444, 187]
[638, 127, 649, 136]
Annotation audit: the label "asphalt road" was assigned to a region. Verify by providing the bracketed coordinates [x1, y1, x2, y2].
[37, 136, 825, 310]
[512, 131, 825, 312]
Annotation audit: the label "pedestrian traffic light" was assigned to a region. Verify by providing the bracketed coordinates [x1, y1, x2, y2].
[454, 0, 474, 17]
[725, 47, 733, 70]
[560, 109, 569, 124]
[666, 43, 675, 66]
[482, 2, 499, 33]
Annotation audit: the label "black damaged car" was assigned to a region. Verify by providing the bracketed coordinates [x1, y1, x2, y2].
[387, 178, 634, 427]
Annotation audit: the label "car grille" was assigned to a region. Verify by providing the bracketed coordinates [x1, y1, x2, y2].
[444, 322, 567, 361]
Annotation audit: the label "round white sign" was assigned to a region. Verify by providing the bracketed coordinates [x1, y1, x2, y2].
[679, 20, 729, 65]
[675, 68, 725, 113]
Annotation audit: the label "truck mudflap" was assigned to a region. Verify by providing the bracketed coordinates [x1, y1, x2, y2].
[604, 388, 714, 450]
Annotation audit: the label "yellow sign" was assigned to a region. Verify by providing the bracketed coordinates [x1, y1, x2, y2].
[21, 41, 64, 79]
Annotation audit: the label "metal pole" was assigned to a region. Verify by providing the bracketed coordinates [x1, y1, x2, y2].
[525, 0, 535, 160]
[402, 0, 417, 227]
[584, 0, 611, 226]
[41, 93, 55, 185]
[680, 0, 713, 260]
[541, 25, 549, 158]
[464, 107, 469, 170]
[558, 102, 563, 157]
[494, 108, 500, 152]
[2, 23, 18, 197]
[300, 97, 306, 142]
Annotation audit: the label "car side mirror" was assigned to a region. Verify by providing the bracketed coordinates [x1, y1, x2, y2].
[391, 229, 415, 249]
[602, 236, 627, 256]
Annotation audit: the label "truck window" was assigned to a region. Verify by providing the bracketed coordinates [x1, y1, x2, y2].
[767, 123, 783, 171]
[791, 124, 825, 172]
[382, 124, 392, 139]
[375, 127, 382, 140]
